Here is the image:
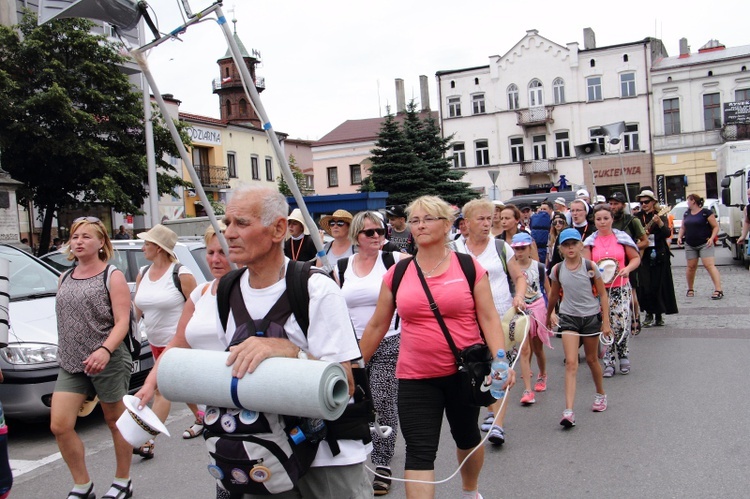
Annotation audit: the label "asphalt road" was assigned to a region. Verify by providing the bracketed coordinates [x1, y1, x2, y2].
[8, 246, 750, 498]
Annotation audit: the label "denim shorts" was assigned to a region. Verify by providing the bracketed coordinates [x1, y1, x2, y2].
[685, 242, 714, 260]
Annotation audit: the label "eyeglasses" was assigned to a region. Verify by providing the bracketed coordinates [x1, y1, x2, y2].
[358, 228, 385, 237]
[329, 220, 348, 227]
[408, 216, 446, 226]
[73, 216, 101, 224]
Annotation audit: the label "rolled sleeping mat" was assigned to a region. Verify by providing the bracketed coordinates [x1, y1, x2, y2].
[0, 259, 8, 348]
[157, 348, 350, 420]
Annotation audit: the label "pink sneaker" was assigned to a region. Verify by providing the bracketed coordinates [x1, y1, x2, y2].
[592, 393, 608, 412]
[520, 390, 536, 405]
[560, 409, 575, 428]
[534, 374, 547, 392]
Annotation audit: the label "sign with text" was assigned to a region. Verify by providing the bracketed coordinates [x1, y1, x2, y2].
[724, 100, 750, 125]
[187, 126, 222, 145]
[592, 166, 642, 179]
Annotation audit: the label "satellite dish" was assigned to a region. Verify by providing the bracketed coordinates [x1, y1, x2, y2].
[574, 142, 602, 159]
[38, 0, 143, 30]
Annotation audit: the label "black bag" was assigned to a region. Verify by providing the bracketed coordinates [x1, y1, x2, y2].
[412, 256, 495, 408]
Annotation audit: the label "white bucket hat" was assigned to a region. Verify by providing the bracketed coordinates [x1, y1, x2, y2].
[116, 395, 171, 447]
[287, 208, 310, 235]
[137, 224, 178, 259]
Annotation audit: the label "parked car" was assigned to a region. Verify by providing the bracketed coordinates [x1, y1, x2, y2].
[41, 238, 211, 292]
[669, 198, 721, 245]
[501, 190, 578, 210]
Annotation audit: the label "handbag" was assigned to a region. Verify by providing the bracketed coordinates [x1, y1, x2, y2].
[413, 259, 495, 407]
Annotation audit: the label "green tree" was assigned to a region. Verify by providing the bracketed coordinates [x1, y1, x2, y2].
[0, 13, 189, 253]
[277, 154, 311, 196]
[369, 101, 477, 206]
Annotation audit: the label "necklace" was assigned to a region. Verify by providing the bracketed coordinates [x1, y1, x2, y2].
[598, 232, 617, 256]
[290, 237, 303, 261]
[417, 250, 450, 277]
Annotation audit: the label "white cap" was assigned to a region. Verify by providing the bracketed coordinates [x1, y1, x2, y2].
[596, 195, 606, 203]
[576, 189, 590, 199]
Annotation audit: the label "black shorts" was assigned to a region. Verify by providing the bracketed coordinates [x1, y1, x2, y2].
[557, 313, 601, 337]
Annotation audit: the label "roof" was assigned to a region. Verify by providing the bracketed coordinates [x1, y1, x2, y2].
[315, 111, 438, 147]
[653, 43, 750, 71]
[179, 112, 226, 127]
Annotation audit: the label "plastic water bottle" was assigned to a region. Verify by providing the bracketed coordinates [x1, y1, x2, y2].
[0, 402, 11, 498]
[490, 350, 510, 399]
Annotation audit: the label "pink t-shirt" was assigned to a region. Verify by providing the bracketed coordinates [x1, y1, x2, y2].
[384, 253, 487, 379]
[591, 233, 628, 288]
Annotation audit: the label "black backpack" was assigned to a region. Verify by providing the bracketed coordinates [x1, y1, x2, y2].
[336, 251, 396, 288]
[139, 263, 185, 301]
[391, 252, 477, 300]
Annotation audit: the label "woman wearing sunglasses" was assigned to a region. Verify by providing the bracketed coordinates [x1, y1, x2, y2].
[318, 209, 355, 266]
[335, 211, 404, 495]
[546, 212, 569, 274]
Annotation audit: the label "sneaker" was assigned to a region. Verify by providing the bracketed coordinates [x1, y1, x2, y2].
[643, 313, 654, 327]
[534, 374, 547, 392]
[619, 358, 631, 375]
[520, 390, 536, 405]
[592, 393, 608, 412]
[560, 410, 575, 428]
[480, 413, 494, 432]
[487, 425, 505, 445]
[603, 365, 615, 378]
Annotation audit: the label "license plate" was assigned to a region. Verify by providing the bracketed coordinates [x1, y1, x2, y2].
[131, 359, 140, 374]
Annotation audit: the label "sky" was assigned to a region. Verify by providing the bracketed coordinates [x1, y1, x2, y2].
[142, 0, 749, 141]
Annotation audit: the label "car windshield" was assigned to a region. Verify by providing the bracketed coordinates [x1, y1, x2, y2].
[0, 246, 59, 300]
[671, 205, 688, 220]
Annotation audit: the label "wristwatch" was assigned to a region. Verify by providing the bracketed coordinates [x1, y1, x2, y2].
[296, 348, 309, 360]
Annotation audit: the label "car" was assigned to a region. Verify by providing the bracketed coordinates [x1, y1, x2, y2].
[669, 198, 721, 245]
[501, 190, 578, 210]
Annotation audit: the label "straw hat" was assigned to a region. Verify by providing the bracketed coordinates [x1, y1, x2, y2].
[501, 308, 529, 363]
[78, 395, 99, 418]
[116, 395, 171, 447]
[319, 209, 354, 235]
[287, 208, 310, 235]
[137, 224, 177, 259]
[637, 189, 657, 202]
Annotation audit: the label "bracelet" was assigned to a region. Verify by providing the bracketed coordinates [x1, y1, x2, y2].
[98, 345, 113, 357]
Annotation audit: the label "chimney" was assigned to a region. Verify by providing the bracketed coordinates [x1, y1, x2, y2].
[395, 78, 406, 114]
[419, 75, 430, 111]
[679, 38, 690, 58]
[583, 28, 596, 50]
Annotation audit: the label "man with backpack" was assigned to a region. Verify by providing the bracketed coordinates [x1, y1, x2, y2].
[215, 186, 372, 498]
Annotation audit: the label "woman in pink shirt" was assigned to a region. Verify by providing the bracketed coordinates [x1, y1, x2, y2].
[360, 196, 515, 499]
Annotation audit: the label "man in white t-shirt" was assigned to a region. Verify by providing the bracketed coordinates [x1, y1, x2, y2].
[220, 186, 372, 498]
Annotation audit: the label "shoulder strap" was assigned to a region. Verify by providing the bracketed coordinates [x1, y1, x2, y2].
[217, 268, 247, 332]
[139, 264, 151, 279]
[552, 262, 561, 281]
[494, 239, 508, 276]
[286, 260, 315, 336]
[381, 251, 395, 270]
[172, 263, 183, 295]
[454, 252, 476, 295]
[390, 257, 413, 305]
[412, 260, 462, 361]
[337, 258, 349, 288]
[537, 261, 546, 290]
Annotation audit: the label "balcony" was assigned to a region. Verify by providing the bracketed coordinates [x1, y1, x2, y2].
[519, 159, 557, 176]
[516, 106, 554, 127]
[212, 76, 266, 92]
[721, 124, 750, 142]
[194, 165, 230, 190]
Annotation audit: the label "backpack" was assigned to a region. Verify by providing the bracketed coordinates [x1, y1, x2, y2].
[336, 252, 396, 288]
[551, 259, 598, 300]
[139, 263, 185, 301]
[60, 265, 142, 361]
[211, 261, 374, 495]
[391, 251, 477, 300]
[530, 211, 551, 263]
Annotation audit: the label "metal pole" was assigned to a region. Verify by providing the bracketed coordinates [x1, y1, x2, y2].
[616, 146, 632, 206]
[142, 73, 159, 227]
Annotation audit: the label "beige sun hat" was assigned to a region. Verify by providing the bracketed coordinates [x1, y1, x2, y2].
[78, 395, 99, 418]
[501, 308, 529, 362]
[137, 224, 177, 259]
[319, 209, 354, 235]
[287, 208, 310, 235]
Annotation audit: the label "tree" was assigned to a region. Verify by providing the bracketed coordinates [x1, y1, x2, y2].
[369, 101, 478, 206]
[0, 13, 189, 252]
[277, 154, 311, 197]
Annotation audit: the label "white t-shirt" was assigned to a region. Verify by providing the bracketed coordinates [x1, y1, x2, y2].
[455, 239, 515, 316]
[338, 252, 403, 339]
[184, 281, 226, 351]
[221, 260, 368, 467]
[134, 263, 192, 347]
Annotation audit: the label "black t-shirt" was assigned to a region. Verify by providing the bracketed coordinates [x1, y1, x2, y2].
[682, 208, 714, 247]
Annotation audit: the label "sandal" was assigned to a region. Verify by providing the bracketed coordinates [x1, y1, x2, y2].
[373, 467, 391, 496]
[67, 483, 95, 499]
[183, 419, 204, 439]
[686, 289, 695, 297]
[102, 479, 133, 499]
[711, 290, 724, 300]
[133, 439, 155, 459]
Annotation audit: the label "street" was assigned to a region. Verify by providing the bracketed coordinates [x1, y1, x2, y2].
[8, 246, 750, 498]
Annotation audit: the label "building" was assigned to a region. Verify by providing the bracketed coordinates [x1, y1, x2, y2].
[437, 28, 666, 203]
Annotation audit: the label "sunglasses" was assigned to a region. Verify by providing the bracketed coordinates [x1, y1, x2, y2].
[359, 228, 386, 237]
[639, 200, 653, 205]
[553, 219, 566, 224]
[73, 216, 101, 223]
[329, 220, 348, 227]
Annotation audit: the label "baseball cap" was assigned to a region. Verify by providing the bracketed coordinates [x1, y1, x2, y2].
[607, 192, 627, 204]
[576, 189, 590, 199]
[510, 232, 533, 247]
[519, 204, 532, 212]
[596, 195, 606, 203]
[385, 205, 407, 218]
[558, 228, 582, 244]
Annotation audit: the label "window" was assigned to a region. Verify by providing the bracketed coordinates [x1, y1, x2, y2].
[587, 76, 602, 101]
[227, 152, 237, 178]
[474, 77, 479, 85]
[453, 143, 466, 168]
[555, 131, 570, 158]
[448, 96, 461, 117]
[664, 98, 681, 135]
[251, 155, 259, 180]
[450, 80, 456, 88]
[737, 88, 750, 101]
[305, 174, 314, 190]
[532, 135, 547, 160]
[620, 72, 636, 98]
[624, 124, 640, 151]
[472, 94, 486, 114]
[327, 167, 338, 187]
[350, 164, 362, 185]
[553, 78, 565, 104]
[703, 93, 721, 130]
[590, 59, 596, 67]
[507, 84, 519, 110]
[705, 172, 718, 199]
[225, 99, 232, 117]
[475, 140, 489, 166]
[590, 128, 606, 150]
[528, 79, 544, 107]
[265, 157, 273, 181]
[239, 99, 248, 114]
[510, 137, 524, 163]
[623, 54, 629, 62]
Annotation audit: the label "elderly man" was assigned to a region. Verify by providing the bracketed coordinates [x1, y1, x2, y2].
[218, 186, 372, 498]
